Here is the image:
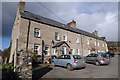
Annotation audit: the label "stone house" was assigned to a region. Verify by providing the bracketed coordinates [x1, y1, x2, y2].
[107, 41, 120, 52]
[9, 1, 108, 66]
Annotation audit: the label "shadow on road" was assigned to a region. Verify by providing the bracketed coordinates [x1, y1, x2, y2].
[32, 67, 53, 80]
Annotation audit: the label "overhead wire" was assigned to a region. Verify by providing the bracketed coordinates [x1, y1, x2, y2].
[35, 0, 66, 23]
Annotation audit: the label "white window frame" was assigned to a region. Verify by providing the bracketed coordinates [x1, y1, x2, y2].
[53, 48, 58, 55]
[55, 32, 60, 40]
[63, 35, 67, 41]
[53, 48, 56, 55]
[102, 43, 104, 47]
[98, 42, 99, 46]
[87, 39, 89, 45]
[45, 46, 50, 55]
[34, 28, 41, 37]
[88, 50, 90, 54]
[34, 44, 40, 55]
[76, 38, 79, 43]
[95, 42, 96, 46]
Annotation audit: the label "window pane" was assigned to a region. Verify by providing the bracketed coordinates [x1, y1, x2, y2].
[58, 55, 64, 59]
[64, 55, 71, 59]
[76, 38, 79, 43]
[34, 28, 40, 37]
[55, 32, 59, 40]
[73, 55, 82, 59]
[34, 44, 40, 54]
[63, 36, 65, 40]
[45, 46, 49, 55]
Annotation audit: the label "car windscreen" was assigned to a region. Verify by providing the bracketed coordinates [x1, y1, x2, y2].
[101, 54, 109, 58]
[51, 55, 57, 59]
[73, 55, 82, 59]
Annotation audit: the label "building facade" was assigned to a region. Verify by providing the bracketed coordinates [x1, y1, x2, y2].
[9, 1, 108, 65]
[107, 41, 120, 52]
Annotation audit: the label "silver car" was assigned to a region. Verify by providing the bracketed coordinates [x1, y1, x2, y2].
[84, 53, 110, 66]
[51, 54, 86, 71]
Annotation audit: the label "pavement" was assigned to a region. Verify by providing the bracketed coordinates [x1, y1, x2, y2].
[41, 54, 118, 78]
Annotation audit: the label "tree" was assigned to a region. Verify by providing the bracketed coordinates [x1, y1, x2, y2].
[0, 40, 12, 64]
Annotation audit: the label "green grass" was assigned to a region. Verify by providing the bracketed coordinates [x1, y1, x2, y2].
[0, 63, 13, 69]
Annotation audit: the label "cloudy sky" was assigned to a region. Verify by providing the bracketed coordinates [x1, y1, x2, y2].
[1, 1, 118, 50]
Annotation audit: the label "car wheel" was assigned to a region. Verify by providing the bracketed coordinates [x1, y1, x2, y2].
[67, 64, 73, 71]
[95, 61, 100, 66]
[82, 66, 86, 69]
[52, 62, 55, 67]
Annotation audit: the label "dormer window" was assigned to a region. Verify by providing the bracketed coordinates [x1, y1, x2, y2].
[34, 28, 41, 37]
[55, 32, 60, 40]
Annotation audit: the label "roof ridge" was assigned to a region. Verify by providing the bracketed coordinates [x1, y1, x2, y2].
[19, 10, 105, 41]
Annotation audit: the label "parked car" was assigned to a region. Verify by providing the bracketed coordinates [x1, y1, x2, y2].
[106, 51, 115, 57]
[49, 55, 58, 63]
[51, 54, 86, 71]
[84, 53, 110, 66]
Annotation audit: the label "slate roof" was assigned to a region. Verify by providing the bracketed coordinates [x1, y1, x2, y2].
[52, 41, 70, 48]
[20, 10, 105, 41]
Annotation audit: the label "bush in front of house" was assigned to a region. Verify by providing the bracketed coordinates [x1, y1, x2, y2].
[2, 63, 20, 80]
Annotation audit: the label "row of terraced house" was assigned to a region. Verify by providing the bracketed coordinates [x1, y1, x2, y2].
[9, 1, 108, 66]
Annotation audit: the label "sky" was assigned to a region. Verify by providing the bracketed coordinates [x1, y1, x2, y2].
[1, 1, 119, 50]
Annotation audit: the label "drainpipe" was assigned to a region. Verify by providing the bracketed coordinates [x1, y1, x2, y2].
[16, 39, 18, 65]
[26, 20, 31, 52]
[81, 35, 83, 57]
[96, 39, 98, 53]
[42, 40, 44, 64]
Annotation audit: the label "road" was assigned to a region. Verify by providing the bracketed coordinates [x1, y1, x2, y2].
[42, 55, 118, 78]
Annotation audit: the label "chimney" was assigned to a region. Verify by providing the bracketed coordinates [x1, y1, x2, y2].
[18, 0, 25, 11]
[92, 30, 98, 36]
[67, 20, 76, 28]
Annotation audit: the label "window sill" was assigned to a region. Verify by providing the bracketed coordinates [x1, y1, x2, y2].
[55, 40, 60, 41]
[63, 40, 67, 41]
[35, 36, 41, 38]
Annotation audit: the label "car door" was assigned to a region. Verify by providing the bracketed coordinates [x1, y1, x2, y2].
[62, 55, 71, 67]
[85, 54, 93, 62]
[56, 55, 64, 66]
[91, 54, 98, 63]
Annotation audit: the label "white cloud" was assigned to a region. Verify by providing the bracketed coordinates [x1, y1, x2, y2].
[73, 12, 118, 41]
[96, 13, 118, 41]
[74, 13, 106, 31]
[105, 13, 116, 23]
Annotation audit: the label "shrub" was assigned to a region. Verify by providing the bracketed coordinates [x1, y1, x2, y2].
[2, 63, 13, 69]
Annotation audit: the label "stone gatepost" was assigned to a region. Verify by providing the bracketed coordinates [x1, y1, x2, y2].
[16, 50, 32, 79]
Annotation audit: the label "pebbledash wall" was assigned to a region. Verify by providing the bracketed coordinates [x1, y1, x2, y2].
[9, 1, 108, 64]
